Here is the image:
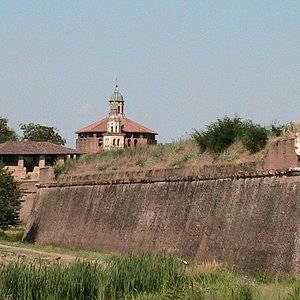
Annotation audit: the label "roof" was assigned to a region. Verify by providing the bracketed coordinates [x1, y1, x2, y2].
[110, 85, 124, 102]
[0, 141, 79, 155]
[76, 116, 158, 135]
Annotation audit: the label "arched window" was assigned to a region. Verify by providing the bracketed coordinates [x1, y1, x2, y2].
[128, 139, 131, 147]
[113, 139, 116, 146]
[134, 139, 138, 147]
[117, 139, 120, 146]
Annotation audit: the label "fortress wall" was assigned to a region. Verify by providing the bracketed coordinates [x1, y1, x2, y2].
[19, 181, 38, 223]
[24, 167, 300, 274]
[263, 138, 299, 170]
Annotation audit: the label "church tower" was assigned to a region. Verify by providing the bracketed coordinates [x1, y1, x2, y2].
[103, 85, 126, 150]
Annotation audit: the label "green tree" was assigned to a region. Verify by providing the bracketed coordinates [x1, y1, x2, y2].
[0, 166, 22, 229]
[0, 117, 18, 143]
[241, 121, 268, 153]
[20, 123, 66, 145]
[192, 117, 243, 154]
[193, 116, 269, 155]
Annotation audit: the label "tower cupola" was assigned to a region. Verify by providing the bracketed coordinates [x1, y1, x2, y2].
[109, 85, 125, 116]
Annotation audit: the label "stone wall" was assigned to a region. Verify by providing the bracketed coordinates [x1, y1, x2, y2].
[19, 181, 38, 223]
[263, 138, 299, 170]
[23, 138, 300, 273]
[24, 164, 300, 274]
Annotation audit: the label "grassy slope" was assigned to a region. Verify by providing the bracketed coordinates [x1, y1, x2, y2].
[61, 138, 271, 177]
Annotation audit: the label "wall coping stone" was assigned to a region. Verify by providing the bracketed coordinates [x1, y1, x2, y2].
[37, 161, 300, 188]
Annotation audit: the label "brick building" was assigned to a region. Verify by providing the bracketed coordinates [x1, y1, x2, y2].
[76, 85, 158, 153]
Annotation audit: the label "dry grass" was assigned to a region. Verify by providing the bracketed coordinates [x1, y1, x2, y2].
[63, 136, 290, 177]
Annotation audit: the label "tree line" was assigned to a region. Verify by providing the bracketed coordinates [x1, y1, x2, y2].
[0, 117, 66, 145]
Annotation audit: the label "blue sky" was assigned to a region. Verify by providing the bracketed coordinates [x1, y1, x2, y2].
[1, 1, 299, 147]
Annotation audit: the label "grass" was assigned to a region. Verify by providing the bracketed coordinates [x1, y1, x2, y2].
[0, 253, 300, 300]
[57, 137, 274, 178]
[0, 227, 24, 243]
[0, 227, 111, 261]
[0, 254, 186, 300]
[0, 232, 300, 300]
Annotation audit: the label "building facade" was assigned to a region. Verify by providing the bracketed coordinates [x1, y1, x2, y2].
[0, 140, 78, 180]
[76, 85, 158, 153]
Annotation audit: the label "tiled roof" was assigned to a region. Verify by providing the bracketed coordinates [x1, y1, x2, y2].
[0, 141, 79, 155]
[76, 116, 158, 135]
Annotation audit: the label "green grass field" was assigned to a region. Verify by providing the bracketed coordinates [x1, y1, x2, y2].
[1, 228, 300, 299]
[1, 250, 300, 299]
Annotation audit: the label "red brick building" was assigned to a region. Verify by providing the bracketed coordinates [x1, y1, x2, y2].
[76, 85, 158, 153]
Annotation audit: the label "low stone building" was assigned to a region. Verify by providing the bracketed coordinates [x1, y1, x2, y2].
[76, 85, 158, 153]
[0, 140, 78, 180]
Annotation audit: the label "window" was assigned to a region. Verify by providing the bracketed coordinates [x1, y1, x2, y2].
[134, 139, 138, 147]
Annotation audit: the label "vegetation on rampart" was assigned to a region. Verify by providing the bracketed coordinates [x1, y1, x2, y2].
[192, 116, 286, 154]
[55, 118, 299, 178]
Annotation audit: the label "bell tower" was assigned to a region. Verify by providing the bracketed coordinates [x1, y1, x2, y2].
[103, 85, 125, 150]
[109, 84, 125, 116]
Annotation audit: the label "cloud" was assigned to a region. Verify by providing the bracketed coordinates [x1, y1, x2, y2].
[76, 104, 91, 115]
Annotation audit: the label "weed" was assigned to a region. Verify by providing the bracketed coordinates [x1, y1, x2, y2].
[136, 158, 147, 167]
[97, 163, 110, 171]
[170, 154, 194, 167]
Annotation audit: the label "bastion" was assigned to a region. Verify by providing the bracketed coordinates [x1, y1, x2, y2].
[23, 137, 300, 274]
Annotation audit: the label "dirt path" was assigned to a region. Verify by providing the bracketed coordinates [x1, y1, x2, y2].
[0, 243, 76, 261]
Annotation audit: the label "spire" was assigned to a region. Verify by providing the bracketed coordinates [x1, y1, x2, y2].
[109, 84, 125, 116]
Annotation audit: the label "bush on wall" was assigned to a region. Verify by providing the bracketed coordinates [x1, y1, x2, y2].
[192, 116, 269, 155]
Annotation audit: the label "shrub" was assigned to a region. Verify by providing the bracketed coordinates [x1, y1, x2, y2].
[192, 117, 243, 154]
[53, 159, 75, 178]
[0, 166, 23, 229]
[267, 124, 284, 137]
[193, 117, 269, 155]
[283, 122, 300, 135]
[241, 121, 268, 153]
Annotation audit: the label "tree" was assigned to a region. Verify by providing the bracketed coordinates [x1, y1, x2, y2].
[192, 117, 243, 154]
[20, 123, 66, 146]
[0, 166, 22, 229]
[193, 116, 269, 155]
[0, 117, 18, 143]
[241, 121, 268, 153]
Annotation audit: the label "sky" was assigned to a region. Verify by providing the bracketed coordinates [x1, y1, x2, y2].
[1, 1, 300, 147]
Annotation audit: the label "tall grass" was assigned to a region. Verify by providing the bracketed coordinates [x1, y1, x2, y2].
[102, 254, 186, 299]
[1, 254, 300, 299]
[0, 254, 186, 300]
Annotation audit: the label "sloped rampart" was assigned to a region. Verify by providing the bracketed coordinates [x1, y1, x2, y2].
[24, 162, 300, 274]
